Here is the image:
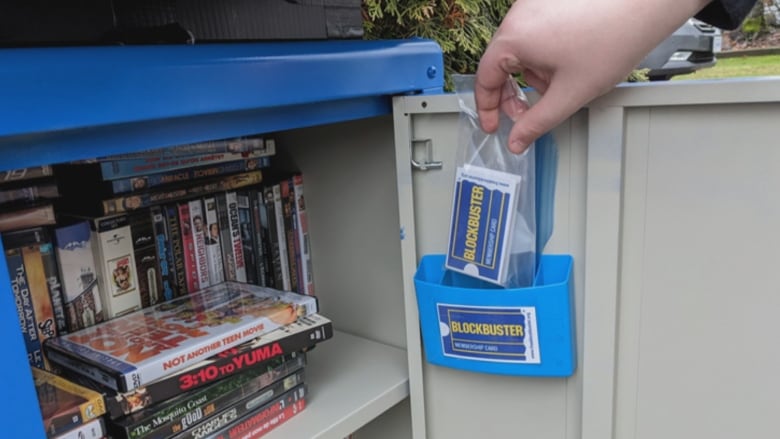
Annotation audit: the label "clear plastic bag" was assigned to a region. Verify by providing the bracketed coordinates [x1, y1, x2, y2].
[445, 74, 536, 288]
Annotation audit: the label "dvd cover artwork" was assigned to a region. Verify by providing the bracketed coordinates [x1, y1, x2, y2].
[89, 215, 142, 319]
[45, 282, 318, 392]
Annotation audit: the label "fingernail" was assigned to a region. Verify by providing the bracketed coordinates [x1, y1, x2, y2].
[509, 140, 527, 154]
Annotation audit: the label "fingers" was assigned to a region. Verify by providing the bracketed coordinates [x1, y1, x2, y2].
[474, 47, 513, 133]
[506, 77, 589, 154]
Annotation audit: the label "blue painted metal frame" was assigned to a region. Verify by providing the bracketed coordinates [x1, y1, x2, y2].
[0, 38, 444, 170]
[0, 38, 444, 438]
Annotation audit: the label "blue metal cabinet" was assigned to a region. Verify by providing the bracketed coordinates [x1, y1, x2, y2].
[0, 39, 443, 438]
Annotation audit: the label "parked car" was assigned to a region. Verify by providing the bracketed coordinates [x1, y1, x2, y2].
[639, 19, 723, 80]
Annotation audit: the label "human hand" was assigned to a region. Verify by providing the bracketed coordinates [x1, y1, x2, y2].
[475, 0, 711, 154]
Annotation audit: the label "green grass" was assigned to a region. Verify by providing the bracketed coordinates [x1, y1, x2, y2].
[673, 53, 780, 80]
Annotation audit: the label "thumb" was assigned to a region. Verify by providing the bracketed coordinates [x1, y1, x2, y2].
[506, 80, 588, 154]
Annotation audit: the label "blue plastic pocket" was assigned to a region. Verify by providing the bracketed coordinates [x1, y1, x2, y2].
[414, 254, 575, 376]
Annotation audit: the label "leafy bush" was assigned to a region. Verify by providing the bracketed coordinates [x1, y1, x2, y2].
[362, 0, 512, 89]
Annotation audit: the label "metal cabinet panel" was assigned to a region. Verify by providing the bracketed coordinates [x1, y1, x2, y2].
[616, 102, 780, 439]
[582, 78, 780, 439]
[394, 93, 588, 439]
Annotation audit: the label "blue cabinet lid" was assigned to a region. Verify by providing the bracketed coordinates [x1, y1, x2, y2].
[0, 39, 444, 168]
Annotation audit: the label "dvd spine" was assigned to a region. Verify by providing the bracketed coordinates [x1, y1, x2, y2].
[203, 197, 226, 285]
[0, 181, 59, 206]
[38, 235, 69, 335]
[292, 174, 314, 295]
[178, 202, 199, 293]
[164, 204, 187, 297]
[188, 199, 211, 290]
[53, 221, 105, 331]
[225, 192, 247, 282]
[91, 215, 142, 318]
[53, 417, 105, 439]
[100, 170, 264, 216]
[249, 190, 269, 287]
[0, 203, 56, 232]
[0, 165, 53, 183]
[5, 247, 41, 366]
[128, 210, 163, 308]
[150, 206, 175, 302]
[110, 157, 270, 195]
[280, 179, 300, 293]
[211, 385, 307, 439]
[99, 151, 271, 180]
[21, 243, 59, 369]
[262, 187, 283, 290]
[271, 184, 291, 291]
[98, 137, 273, 161]
[175, 384, 306, 439]
[216, 193, 235, 281]
[237, 192, 258, 285]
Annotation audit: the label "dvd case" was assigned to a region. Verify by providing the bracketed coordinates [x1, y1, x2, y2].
[45, 282, 318, 392]
[32, 367, 106, 437]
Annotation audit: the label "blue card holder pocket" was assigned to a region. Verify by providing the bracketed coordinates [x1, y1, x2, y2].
[414, 254, 575, 376]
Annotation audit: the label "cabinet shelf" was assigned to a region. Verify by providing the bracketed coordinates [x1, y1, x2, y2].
[267, 331, 408, 439]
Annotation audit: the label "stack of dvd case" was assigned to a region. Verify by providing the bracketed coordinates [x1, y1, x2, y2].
[43, 281, 334, 439]
[0, 134, 329, 438]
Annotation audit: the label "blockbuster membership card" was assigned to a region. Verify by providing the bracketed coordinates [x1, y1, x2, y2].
[446, 164, 522, 286]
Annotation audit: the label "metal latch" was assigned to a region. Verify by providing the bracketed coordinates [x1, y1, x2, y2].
[410, 138, 443, 171]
